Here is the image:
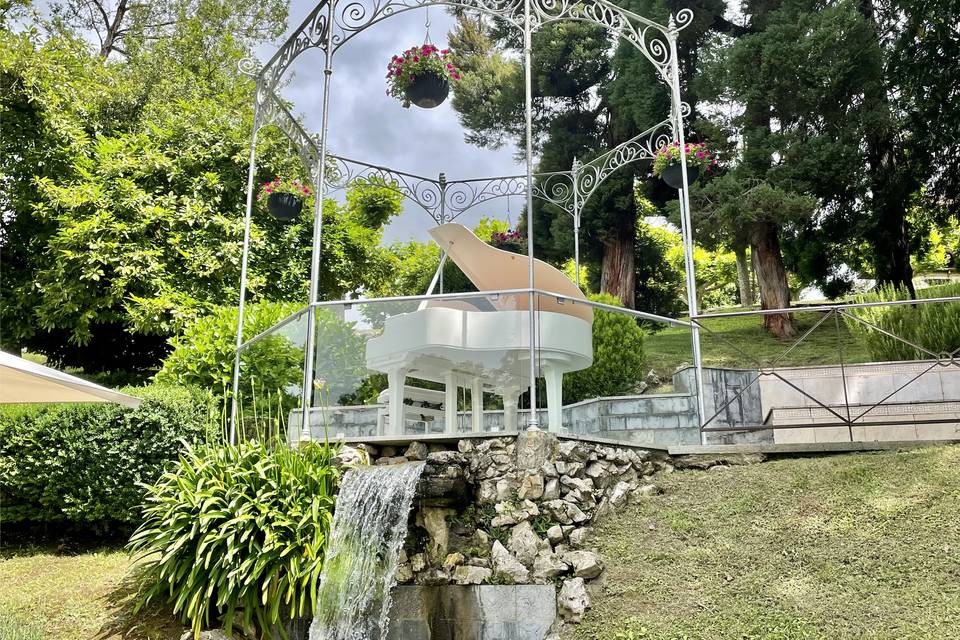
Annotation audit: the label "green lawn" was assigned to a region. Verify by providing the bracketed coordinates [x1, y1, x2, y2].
[573, 445, 960, 640]
[644, 311, 872, 380]
[0, 546, 184, 640]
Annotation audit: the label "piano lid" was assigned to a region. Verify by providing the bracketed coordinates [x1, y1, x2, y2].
[428, 223, 593, 323]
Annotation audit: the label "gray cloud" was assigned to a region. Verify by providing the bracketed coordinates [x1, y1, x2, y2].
[256, 2, 522, 242]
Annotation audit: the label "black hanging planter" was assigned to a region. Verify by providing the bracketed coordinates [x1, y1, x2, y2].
[267, 192, 303, 221]
[405, 71, 450, 109]
[661, 164, 699, 190]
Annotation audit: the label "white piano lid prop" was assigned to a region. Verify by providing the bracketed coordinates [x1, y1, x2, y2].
[428, 224, 593, 324]
[0, 350, 142, 408]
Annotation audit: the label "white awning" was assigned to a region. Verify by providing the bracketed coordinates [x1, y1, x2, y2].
[0, 350, 143, 408]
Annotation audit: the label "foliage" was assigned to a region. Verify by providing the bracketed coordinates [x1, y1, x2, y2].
[563, 293, 645, 403]
[844, 283, 960, 362]
[128, 438, 338, 638]
[0, 385, 213, 535]
[385, 43, 460, 107]
[156, 302, 368, 408]
[652, 141, 716, 177]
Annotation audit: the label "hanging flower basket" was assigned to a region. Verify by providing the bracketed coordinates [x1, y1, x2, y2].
[653, 142, 715, 189]
[386, 44, 461, 109]
[489, 229, 526, 255]
[258, 177, 313, 222]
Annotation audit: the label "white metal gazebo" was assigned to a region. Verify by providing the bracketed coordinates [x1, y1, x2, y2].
[230, 0, 705, 441]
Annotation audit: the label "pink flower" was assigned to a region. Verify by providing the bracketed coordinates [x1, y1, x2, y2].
[446, 63, 454, 69]
[441, 49, 450, 54]
[452, 72, 461, 80]
[697, 151, 704, 158]
[413, 56, 419, 62]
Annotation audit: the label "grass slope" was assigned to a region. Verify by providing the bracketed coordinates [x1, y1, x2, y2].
[0, 546, 184, 640]
[645, 312, 871, 380]
[574, 445, 960, 640]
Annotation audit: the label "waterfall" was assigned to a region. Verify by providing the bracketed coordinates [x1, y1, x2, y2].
[310, 462, 425, 640]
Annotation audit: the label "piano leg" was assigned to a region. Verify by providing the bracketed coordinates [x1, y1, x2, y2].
[544, 367, 564, 432]
[444, 372, 458, 434]
[386, 368, 407, 436]
[503, 386, 519, 432]
[471, 378, 484, 433]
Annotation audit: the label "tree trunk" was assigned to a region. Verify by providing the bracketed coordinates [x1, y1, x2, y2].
[600, 216, 636, 308]
[858, 0, 916, 297]
[751, 222, 797, 339]
[734, 244, 753, 307]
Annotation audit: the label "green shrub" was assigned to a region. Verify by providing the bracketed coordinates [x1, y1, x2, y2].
[157, 302, 369, 410]
[563, 293, 645, 403]
[128, 439, 338, 638]
[844, 283, 960, 361]
[0, 385, 213, 535]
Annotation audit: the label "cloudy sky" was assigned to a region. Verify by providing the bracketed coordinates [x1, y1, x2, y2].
[255, 2, 523, 242]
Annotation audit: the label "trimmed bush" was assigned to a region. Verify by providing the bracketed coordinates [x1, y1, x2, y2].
[844, 283, 960, 361]
[563, 293, 645, 403]
[0, 385, 213, 536]
[128, 439, 338, 637]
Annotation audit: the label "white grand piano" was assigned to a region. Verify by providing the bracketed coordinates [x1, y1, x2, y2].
[365, 223, 594, 434]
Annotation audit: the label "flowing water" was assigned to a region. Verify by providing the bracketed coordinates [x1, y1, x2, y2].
[309, 462, 425, 640]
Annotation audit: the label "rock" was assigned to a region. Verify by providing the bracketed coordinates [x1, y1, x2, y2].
[558, 440, 590, 462]
[568, 527, 591, 549]
[546, 524, 565, 545]
[428, 443, 448, 453]
[541, 460, 559, 478]
[673, 452, 766, 470]
[608, 481, 633, 508]
[558, 577, 590, 623]
[584, 461, 609, 479]
[404, 441, 429, 461]
[543, 500, 589, 525]
[410, 553, 427, 572]
[518, 473, 545, 500]
[395, 562, 414, 583]
[555, 461, 585, 477]
[458, 439, 475, 453]
[443, 552, 466, 571]
[516, 430, 559, 470]
[709, 464, 731, 472]
[543, 477, 560, 500]
[634, 381, 649, 394]
[478, 480, 498, 504]
[491, 541, 529, 583]
[453, 565, 492, 585]
[593, 497, 613, 520]
[495, 477, 518, 502]
[645, 369, 661, 387]
[532, 551, 569, 581]
[331, 445, 366, 467]
[507, 521, 541, 566]
[563, 550, 604, 579]
[417, 568, 451, 586]
[381, 446, 397, 458]
[629, 484, 662, 502]
[426, 450, 466, 465]
[180, 632, 232, 640]
[420, 507, 454, 561]
[560, 476, 594, 493]
[375, 456, 409, 465]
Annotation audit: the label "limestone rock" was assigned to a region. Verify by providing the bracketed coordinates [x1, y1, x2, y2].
[560, 476, 594, 493]
[546, 524, 565, 545]
[543, 500, 589, 525]
[375, 455, 409, 465]
[404, 441, 429, 461]
[491, 541, 529, 583]
[458, 439, 474, 453]
[543, 477, 560, 500]
[331, 445, 365, 467]
[532, 551, 569, 581]
[555, 461, 585, 477]
[541, 460, 559, 478]
[420, 507, 453, 561]
[417, 568, 451, 586]
[410, 553, 427, 572]
[395, 562, 414, 584]
[568, 527, 591, 549]
[453, 565, 492, 585]
[563, 550, 604, 579]
[495, 477, 518, 502]
[507, 520, 541, 567]
[558, 577, 590, 622]
[608, 481, 633, 508]
[629, 484, 662, 502]
[518, 473, 545, 500]
[443, 552, 466, 572]
[516, 430, 558, 471]
[559, 440, 590, 462]
[180, 631, 232, 640]
[427, 450, 466, 465]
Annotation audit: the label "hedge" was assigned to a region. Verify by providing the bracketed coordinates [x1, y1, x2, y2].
[0, 384, 214, 536]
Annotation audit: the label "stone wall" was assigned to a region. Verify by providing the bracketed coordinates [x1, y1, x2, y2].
[340, 432, 671, 638]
